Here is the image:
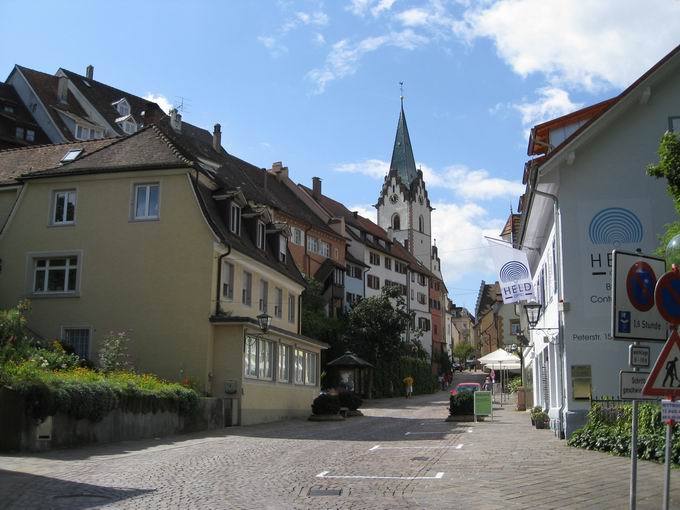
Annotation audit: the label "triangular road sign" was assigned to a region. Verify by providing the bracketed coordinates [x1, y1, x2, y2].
[642, 329, 680, 397]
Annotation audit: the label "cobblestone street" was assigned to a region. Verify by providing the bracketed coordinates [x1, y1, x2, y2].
[1, 374, 679, 510]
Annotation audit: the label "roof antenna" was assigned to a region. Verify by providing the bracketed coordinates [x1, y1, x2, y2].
[175, 96, 191, 114]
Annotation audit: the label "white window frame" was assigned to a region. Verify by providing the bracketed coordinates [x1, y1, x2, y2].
[294, 348, 305, 384]
[132, 183, 160, 221]
[60, 326, 91, 359]
[259, 279, 268, 313]
[230, 203, 241, 235]
[121, 119, 136, 134]
[32, 255, 80, 295]
[222, 262, 234, 301]
[244, 335, 274, 381]
[275, 287, 283, 318]
[278, 343, 291, 383]
[51, 189, 77, 226]
[292, 227, 304, 246]
[242, 271, 252, 306]
[319, 240, 330, 257]
[307, 235, 319, 253]
[257, 221, 266, 249]
[288, 293, 296, 323]
[116, 99, 130, 116]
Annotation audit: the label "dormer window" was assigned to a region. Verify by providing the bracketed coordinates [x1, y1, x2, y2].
[116, 116, 137, 135]
[75, 125, 103, 140]
[257, 221, 266, 249]
[112, 98, 131, 117]
[229, 203, 241, 235]
[61, 149, 82, 163]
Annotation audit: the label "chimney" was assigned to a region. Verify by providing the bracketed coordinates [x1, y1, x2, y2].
[169, 108, 182, 132]
[271, 161, 288, 181]
[212, 123, 221, 151]
[312, 177, 322, 200]
[57, 76, 68, 105]
[85, 65, 94, 80]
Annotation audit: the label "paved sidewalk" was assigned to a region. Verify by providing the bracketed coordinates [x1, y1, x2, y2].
[0, 389, 678, 509]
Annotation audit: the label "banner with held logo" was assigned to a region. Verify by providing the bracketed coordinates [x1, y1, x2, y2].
[486, 238, 535, 304]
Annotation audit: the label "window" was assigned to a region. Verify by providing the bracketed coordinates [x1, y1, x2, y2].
[278, 344, 291, 382]
[348, 265, 362, 279]
[222, 262, 234, 301]
[26, 129, 35, 142]
[15, 126, 24, 139]
[319, 241, 330, 257]
[294, 349, 305, 384]
[392, 214, 400, 230]
[62, 328, 90, 358]
[418, 317, 431, 331]
[419, 215, 424, 233]
[244, 335, 273, 380]
[288, 294, 296, 323]
[411, 272, 415, 283]
[242, 271, 252, 306]
[279, 235, 287, 263]
[230, 203, 241, 235]
[33, 256, 78, 294]
[417, 292, 427, 305]
[404, 239, 409, 251]
[275, 288, 283, 318]
[384, 257, 392, 270]
[333, 268, 344, 286]
[307, 236, 318, 253]
[410, 289, 414, 300]
[395, 261, 407, 274]
[121, 120, 136, 134]
[116, 101, 130, 116]
[510, 320, 521, 336]
[347, 292, 361, 306]
[369, 252, 380, 265]
[305, 351, 318, 385]
[61, 149, 82, 163]
[3, 105, 14, 113]
[257, 221, 266, 249]
[52, 190, 76, 225]
[669, 116, 680, 133]
[259, 280, 268, 313]
[75, 125, 87, 140]
[367, 274, 380, 289]
[292, 227, 304, 246]
[418, 274, 426, 286]
[134, 183, 160, 220]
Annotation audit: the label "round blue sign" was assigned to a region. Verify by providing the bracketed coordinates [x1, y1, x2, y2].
[655, 271, 680, 325]
[626, 261, 657, 312]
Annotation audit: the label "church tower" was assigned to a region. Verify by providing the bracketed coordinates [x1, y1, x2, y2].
[376, 97, 434, 269]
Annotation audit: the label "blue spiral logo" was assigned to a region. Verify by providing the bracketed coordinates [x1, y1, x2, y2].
[588, 207, 643, 246]
[499, 261, 530, 282]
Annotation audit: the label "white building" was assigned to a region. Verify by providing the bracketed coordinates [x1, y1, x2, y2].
[519, 45, 680, 438]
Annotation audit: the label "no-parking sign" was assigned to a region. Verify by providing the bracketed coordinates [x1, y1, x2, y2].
[612, 250, 666, 341]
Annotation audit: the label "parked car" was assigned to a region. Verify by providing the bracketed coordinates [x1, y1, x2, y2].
[452, 362, 463, 372]
[465, 358, 478, 370]
[450, 382, 481, 396]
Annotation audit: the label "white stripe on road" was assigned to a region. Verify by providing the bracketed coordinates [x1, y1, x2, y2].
[316, 471, 444, 480]
[368, 444, 463, 451]
[405, 431, 452, 435]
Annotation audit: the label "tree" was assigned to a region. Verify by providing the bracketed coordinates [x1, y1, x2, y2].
[345, 285, 418, 365]
[452, 341, 474, 364]
[647, 131, 680, 261]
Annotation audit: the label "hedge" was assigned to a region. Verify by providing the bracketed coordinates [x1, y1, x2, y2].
[4, 362, 199, 422]
[567, 401, 680, 465]
[371, 356, 437, 398]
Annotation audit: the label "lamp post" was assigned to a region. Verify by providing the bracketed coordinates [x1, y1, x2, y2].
[524, 302, 542, 329]
[257, 313, 272, 333]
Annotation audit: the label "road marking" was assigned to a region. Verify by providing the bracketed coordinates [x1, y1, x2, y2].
[405, 431, 451, 435]
[316, 471, 444, 480]
[368, 444, 463, 451]
[467, 428, 473, 433]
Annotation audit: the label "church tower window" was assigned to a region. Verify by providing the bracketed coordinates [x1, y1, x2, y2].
[418, 215, 424, 233]
[392, 214, 400, 230]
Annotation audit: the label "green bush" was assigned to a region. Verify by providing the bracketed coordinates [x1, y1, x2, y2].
[338, 391, 362, 411]
[567, 402, 680, 465]
[311, 393, 341, 415]
[449, 392, 474, 415]
[4, 361, 199, 422]
[507, 376, 523, 394]
[371, 357, 437, 398]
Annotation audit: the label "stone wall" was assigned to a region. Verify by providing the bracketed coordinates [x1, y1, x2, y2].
[0, 388, 225, 452]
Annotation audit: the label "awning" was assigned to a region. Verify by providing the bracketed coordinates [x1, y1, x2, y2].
[478, 348, 520, 365]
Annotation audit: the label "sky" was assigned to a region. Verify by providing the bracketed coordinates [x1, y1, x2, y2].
[2, 0, 680, 311]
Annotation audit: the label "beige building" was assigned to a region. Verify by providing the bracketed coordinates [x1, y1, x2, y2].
[0, 116, 326, 426]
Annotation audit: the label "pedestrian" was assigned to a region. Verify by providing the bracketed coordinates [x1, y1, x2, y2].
[483, 376, 491, 391]
[403, 375, 414, 398]
[438, 373, 444, 391]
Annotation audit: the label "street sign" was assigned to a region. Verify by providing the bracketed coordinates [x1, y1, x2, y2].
[642, 329, 680, 398]
[629, 345, 650, 368]
[612, 251, 666, 341]
[661, 400, 680, 423]
[655, 271, 680, 326]
[474, 391, 492, 417]
[620, 371, 654, 400]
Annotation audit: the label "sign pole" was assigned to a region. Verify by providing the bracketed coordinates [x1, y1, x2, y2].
[629, 343, 639, 510]
[663, 401, 673, 510]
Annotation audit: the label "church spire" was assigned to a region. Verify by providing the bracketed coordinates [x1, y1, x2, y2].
[388, 89, 418, 186]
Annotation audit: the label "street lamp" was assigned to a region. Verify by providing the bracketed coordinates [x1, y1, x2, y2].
[257, 313, 272, 333]
[524, 302, 542, 329]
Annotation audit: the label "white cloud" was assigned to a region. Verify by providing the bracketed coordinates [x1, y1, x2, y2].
[431, 201, 504, 282]
[455, 0, 680, 91]
[395, 8, 430, 26]
[513, 86, 582, 129]
[347, 0, 397, 17]
[283, 10, 329, 32]
[313, 32, 326, 46]
[348, 204, 377, 223]
[308, 29, 428, 93]
[334, 159, 523, 200]
[257, 35, 288, 57]
[335, 159, 389, 179]
[143, 93, 173, 114]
